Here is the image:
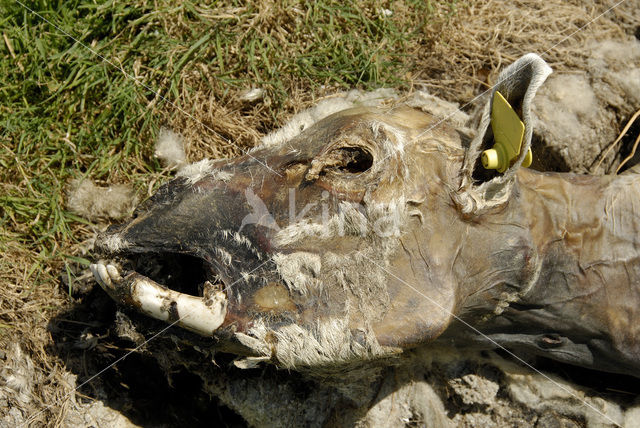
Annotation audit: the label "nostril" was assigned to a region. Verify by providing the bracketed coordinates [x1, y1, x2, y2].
[538, 333, 564, 348]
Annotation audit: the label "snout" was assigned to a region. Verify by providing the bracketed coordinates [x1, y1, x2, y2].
[90, 163, 284, 339]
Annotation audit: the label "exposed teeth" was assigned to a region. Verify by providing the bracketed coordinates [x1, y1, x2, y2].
[91, 262, 228, 336]
[106, 264, 121, 282]
[90, 262, 120, 289]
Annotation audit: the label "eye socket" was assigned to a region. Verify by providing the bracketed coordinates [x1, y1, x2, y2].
[330, 147, 374, 174]
[305, 145, 374, 182]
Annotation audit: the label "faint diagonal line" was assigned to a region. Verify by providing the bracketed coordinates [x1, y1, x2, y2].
[14, 0, 282, 178]
[16, 0, 629, 426]
[25, 258, 273, 426]
[383, 0, 627, 163]
[360, 253, 622, 427]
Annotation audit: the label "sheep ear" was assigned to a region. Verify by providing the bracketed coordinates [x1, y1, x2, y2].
[456, 54, 552, 215]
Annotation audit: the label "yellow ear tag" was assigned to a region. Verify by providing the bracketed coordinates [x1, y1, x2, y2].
[481, 91, 532, 173]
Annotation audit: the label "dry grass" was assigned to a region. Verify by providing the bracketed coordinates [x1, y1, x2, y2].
[404, 0, 631, 100]
[0, 0, 638, 425]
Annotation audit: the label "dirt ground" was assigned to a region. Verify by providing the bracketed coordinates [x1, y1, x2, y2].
[1, 0, 640, 427]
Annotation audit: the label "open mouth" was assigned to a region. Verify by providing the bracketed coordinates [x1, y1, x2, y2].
[127, 252, 225, 297]
[90, 252, 228, 337]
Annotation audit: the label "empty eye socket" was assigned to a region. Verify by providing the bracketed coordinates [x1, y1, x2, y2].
[328, 147, 374, 174]
[338, 147, 373, 174]
[304, 145, 375, 183]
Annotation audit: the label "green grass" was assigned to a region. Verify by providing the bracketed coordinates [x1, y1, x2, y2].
[0, 0, 451, 290]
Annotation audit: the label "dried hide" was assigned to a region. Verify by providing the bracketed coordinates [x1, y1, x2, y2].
[90, 53, 640, 427]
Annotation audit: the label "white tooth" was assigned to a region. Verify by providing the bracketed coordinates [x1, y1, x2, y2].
[91, 264, 106, 289]
[130, 276, 227, 336]
[96, 263, 111, 288]
[106, 264, 121, 281]
[177, 292, 227, 334]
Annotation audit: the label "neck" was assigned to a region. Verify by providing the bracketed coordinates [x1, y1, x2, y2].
[518, 169, 639, 306]
[508, 170, 639, 373]
[450, 170, 640, 376]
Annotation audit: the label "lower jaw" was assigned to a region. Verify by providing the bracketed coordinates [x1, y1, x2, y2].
[90, 261, 228, 337]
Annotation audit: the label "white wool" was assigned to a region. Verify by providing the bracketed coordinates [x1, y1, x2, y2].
[0, 344, 35, 407]
[248, 318, 392, 369]
[407, 90, 470, 127]
[272, 201, 369, 247]
[266, 198, 404, 321]
[273, 197, 407, 248]
[154, 128, 186, 169]
[545, 74, 599, 120]
[588, 39, 640, 69]
[66, 179, 138, 221]
[98, 234, 130, 253]
[239, 87, 265, 102]
[587, 39, 640, 105]
[272, 252, 322, 295]
[259, 88, 398, 148]
[611, 68, 640, 105]
[533, 74, 600, 152]
[370, 121, 410, 180]
[176, 159, 233, 184]
[625, 406, 640, 428]
[214, 246, 233, 266]
[241, 196, 409, 368]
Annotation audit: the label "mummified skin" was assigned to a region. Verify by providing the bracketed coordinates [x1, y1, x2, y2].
[93, 54, 640, 377]
[435, 169, 640, 376]
[93, 104, 640, 377]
